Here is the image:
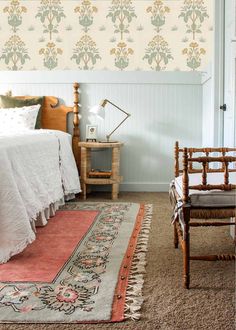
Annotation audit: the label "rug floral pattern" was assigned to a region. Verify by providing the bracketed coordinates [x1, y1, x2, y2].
[0, 202, 142, 322]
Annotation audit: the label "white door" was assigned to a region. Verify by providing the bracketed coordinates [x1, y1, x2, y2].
[223, 0, 236, 147]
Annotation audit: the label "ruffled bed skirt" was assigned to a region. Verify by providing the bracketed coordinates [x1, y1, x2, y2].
[0, 194, 76, 264]
[34, 194, 75, 228]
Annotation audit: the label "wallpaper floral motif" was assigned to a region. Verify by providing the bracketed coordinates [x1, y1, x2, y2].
[36, 0, 65, 69]
[0, 0, 213, 71]
[143, 1, 173, 70]
[71, 0, 101, 69]
[179, 0, 209, 70]
[1, 1, 30, 70]
[107, 0, 136, 70]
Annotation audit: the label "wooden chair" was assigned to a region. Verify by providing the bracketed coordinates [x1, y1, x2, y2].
[170, 141, 236, 289]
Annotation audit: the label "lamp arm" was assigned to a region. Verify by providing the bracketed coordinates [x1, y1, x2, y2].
[106, 113, 131, 142]
[105, 99, 130, 116]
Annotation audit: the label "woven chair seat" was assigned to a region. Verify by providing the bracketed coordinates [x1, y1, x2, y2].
[190, 208, 236, 219]
[172, 188, 236, 219]
[175, 172, 236, 208]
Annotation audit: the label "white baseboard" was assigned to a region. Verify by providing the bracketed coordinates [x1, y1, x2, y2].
[91, 182, 169, 192]
[120, 182, 169, 192]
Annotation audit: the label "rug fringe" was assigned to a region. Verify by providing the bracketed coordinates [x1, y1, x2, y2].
[124, 204, 152, 321]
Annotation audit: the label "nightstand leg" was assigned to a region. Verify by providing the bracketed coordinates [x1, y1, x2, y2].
[111, 147, 120, 200]
[82, 183, 87, 200]
[86, 149, 92, 195]
[112, 184, 119, 200]
[81, 147, 87, 200]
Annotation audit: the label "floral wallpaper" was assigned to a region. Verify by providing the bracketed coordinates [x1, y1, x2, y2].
[0, 0, 213, 71]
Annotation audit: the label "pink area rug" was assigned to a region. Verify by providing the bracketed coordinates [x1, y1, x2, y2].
[0, 210, 99, 282]
[0, 202, 152, 324]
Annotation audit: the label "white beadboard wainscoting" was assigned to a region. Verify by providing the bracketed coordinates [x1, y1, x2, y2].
[201, 65, 215, 147]
[0, 71, 202, 191]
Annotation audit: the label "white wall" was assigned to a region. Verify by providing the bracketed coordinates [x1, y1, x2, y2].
[0, 70, 202, 191]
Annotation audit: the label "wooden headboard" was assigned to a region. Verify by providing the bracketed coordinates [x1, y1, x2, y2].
[9, 82, 81, 170]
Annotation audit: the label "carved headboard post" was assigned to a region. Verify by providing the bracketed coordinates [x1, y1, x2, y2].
[72, 82, 81, 172]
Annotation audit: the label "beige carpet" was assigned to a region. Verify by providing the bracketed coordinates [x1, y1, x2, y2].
[0, 192, 235, 330]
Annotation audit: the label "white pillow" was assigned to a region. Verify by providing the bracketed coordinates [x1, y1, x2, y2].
[0, 104, 40, 133]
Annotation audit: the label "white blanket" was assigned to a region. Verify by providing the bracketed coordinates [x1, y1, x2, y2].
[0, 129, 81, 264]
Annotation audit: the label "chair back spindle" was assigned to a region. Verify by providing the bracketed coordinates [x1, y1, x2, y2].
[182, 148, 189, 203]
[224, 161, 229, 185]
[175, 141, 179, 178]
[174, 142, 236, 202]
[202, 162, 207, 186]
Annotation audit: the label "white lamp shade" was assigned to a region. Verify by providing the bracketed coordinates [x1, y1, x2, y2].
[89, 104, 105, 120]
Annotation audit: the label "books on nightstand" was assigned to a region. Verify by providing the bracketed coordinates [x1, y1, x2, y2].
[88, 169, 111, 178]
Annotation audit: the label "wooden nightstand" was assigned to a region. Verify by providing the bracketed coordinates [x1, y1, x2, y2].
[78, 142, 124, 200]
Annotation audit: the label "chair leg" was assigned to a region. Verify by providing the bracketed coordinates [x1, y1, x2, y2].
[183, 229, 190, 289]
[174, 221, 179, 248]
[182, 206, 190, 289]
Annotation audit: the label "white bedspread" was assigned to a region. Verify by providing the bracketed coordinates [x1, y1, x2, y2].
[0, 129, 81, 264]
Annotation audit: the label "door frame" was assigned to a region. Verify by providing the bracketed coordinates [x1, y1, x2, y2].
[214, 0, 236, 147]
[213, 0, 225, 147]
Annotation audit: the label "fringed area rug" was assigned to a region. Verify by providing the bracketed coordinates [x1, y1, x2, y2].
[0, 202, 152, 323]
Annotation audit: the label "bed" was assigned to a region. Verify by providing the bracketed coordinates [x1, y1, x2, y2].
[0, 83, 81, 264]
